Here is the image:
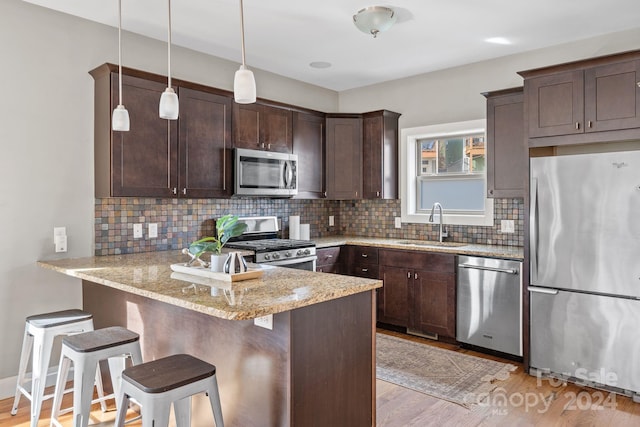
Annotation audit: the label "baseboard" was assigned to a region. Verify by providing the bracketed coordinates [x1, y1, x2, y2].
[0, 367, 62, 400]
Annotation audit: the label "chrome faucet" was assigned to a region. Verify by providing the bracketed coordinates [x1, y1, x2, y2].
[429, 202, 448, 242]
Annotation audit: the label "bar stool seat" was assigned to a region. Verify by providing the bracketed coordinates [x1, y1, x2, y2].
[50, 326, 143, 427]
[11, 309, 105, 427]
[114, 354, 224, 427]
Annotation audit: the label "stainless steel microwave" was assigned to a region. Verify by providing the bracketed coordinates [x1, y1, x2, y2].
[234, 148, 298, 197]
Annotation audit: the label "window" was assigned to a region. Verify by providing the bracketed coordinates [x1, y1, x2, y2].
[400, 120, 494, 226]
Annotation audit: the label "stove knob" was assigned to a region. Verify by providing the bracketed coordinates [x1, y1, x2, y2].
[296, 249, 303, 256]
[264, 254, 271, 260]
[273, 253, 280, 259]
[285, 251, 292, 257]
[303, 249, 311, 255]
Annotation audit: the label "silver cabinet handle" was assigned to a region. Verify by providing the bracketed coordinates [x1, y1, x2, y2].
[326, 254, 333, 258]
[182, 188, 187, 195]
[376, 191, 380, 197]
[172, 187, 177, 195]
[458, 264, 518, 274]
[587, 120, 593, 128]
[361, 268, 369, 272]
[414, 273, 418, 280]
[575, 122, 580, 130]
[528, 286, 559, 295]
[361, 254, 368, 258]
[407, 271, 411, 279]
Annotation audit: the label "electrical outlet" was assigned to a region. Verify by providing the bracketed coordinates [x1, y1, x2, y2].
[148, 223, 158, 238]
[501, 220, 515, 233]
[133, 224, 143, 239]
[329, 215, 334, 227]
[394, 217, 402, 229]
[254, 314, 273, 330]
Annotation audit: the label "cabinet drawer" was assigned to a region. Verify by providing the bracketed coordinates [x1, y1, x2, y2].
[351, 264, 379, 279]
[352, 247, 379, 264]
[379, 249, 455, 273]
[316, 247, 341, 266]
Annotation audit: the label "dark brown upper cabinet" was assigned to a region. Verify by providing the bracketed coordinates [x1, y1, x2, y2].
[362, 110, 401, 199]
[233, 102, 293, 153]
[325, 115, 363, 199]
[292, 111, 325, 199]
[90, 64, 232, 198]
[520, 51, 640, 146]
[178, 88, 233, 198]
[483, 88, 525, 198]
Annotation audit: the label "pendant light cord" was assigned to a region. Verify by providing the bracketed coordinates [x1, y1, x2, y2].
[118, 0, 123, 105]
[239, 0, 246, 67]
[167, 0, 172, 87]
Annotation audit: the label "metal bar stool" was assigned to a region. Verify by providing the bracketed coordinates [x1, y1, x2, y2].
[50, 326, 143, 427]
[11, 309, 107, 427]
[114, 354, 224, 427]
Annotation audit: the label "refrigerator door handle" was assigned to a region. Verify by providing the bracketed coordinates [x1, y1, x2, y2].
[530, 177, 539, 284]
[458, 264, 518, 274]
[528, 286, 559, 295]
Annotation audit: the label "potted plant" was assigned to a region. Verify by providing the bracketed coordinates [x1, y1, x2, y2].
[188, 215, 248, 271]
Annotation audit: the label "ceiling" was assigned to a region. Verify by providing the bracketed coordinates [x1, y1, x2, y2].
[24, 0, 640, 91]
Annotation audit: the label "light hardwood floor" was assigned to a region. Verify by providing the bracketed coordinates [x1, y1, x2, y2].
[2, 330, 640, 426]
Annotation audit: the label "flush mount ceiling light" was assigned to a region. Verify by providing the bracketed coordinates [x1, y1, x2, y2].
[234, 0, 256, 104]
[112, 0, 129, 132]
[159, 0, 179, 120]
[353, 6, 397, 38]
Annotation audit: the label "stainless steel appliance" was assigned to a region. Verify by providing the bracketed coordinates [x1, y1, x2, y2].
[224, 216, 316, 270]
[457, 255, 522, 356]
[234, 148, 298, 197]
[529, 150, 640, 401]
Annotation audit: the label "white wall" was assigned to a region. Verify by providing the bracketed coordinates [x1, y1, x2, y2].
[338, 27, 640, 128]
[0, 0, 337, 395]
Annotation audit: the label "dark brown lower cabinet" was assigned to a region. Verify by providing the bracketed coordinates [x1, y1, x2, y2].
[315, 246, 343, 273]
[379, 249, 456, 339]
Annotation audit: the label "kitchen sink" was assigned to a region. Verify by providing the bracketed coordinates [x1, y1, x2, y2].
[394, 240, 468, 248]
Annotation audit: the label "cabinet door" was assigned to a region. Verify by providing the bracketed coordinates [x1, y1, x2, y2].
[409, 270, 456, 338]
[233, 103, 260, 150]
[260, 105, 293, 153]
[293, 112, 325, 198]
[527, 70, 584, 138]
[362, 111, 400, 199]
[233, 103, 293, 152]
[325, 117, 363, 199]
[110, 73, 177, 197]
[486, 90, 525, 198]
[585, 60, 640, 132]
[178, 88, 233, 198]
[379, 266, 410, 327]
[316, 246, 342, 273]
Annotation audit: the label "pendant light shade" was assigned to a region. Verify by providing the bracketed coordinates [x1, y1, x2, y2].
[234, 0, 256, 104]
[159, 0, 179, 119]
[112, 0, 129, 132]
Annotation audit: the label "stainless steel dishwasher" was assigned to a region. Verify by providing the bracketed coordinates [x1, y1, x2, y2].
[456, 255, 522, 356]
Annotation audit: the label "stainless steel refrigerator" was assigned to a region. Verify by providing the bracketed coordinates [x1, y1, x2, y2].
[529, 150, 640, 401]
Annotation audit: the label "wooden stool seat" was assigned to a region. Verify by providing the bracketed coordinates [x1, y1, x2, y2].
[123, 354, 216, 394]
[26, 309, 92, 329]
[63, 326, 139, 353]
[115, 354, 224, 427]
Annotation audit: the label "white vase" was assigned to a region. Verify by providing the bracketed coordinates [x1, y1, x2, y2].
[210, 253, 229, 272]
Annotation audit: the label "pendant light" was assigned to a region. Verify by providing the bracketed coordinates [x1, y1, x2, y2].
[159, 0, 179, 119]
[112, 0, 130, 131]
[233, 0, 256, 104]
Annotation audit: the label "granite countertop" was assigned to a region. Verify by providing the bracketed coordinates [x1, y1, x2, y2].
[312, 236, 524, 260]
[38, 250, 381, 321]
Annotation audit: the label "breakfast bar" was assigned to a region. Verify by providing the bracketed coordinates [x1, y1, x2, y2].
[38, 250, 382, 427]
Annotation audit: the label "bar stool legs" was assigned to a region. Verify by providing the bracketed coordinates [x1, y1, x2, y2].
[11, 309, 96, 427]
[49, 326, 143, 427]
[114, 354, 224, 427]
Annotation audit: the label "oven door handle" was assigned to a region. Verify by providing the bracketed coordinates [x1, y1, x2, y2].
[263, 255, 317, 267]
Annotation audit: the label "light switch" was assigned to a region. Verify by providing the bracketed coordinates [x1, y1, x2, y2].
[133, 224, 143, 239]
[329, 215, 335, 227]
[149, 223, 158, 238]
[395, 217, 402, 229]
[254, 314, 273, 330]
[501, 220, 515, 233]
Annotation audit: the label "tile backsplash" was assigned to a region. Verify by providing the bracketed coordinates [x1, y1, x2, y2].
[95, 197, 523, 255]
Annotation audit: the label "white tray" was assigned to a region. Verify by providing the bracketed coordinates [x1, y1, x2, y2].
[170, 263, 264, 282]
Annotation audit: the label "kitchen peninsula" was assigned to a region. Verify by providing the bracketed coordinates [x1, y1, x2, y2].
[38, 250, 382, 427]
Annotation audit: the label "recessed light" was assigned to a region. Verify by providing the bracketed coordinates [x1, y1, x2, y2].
[485, 37, 512, 45]
[309, 61, 332, 69]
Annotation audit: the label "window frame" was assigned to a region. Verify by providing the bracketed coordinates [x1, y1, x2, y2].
[400, 119, 494, 226]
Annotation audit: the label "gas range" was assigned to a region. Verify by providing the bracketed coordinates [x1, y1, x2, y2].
[224, 216, 317, 268]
